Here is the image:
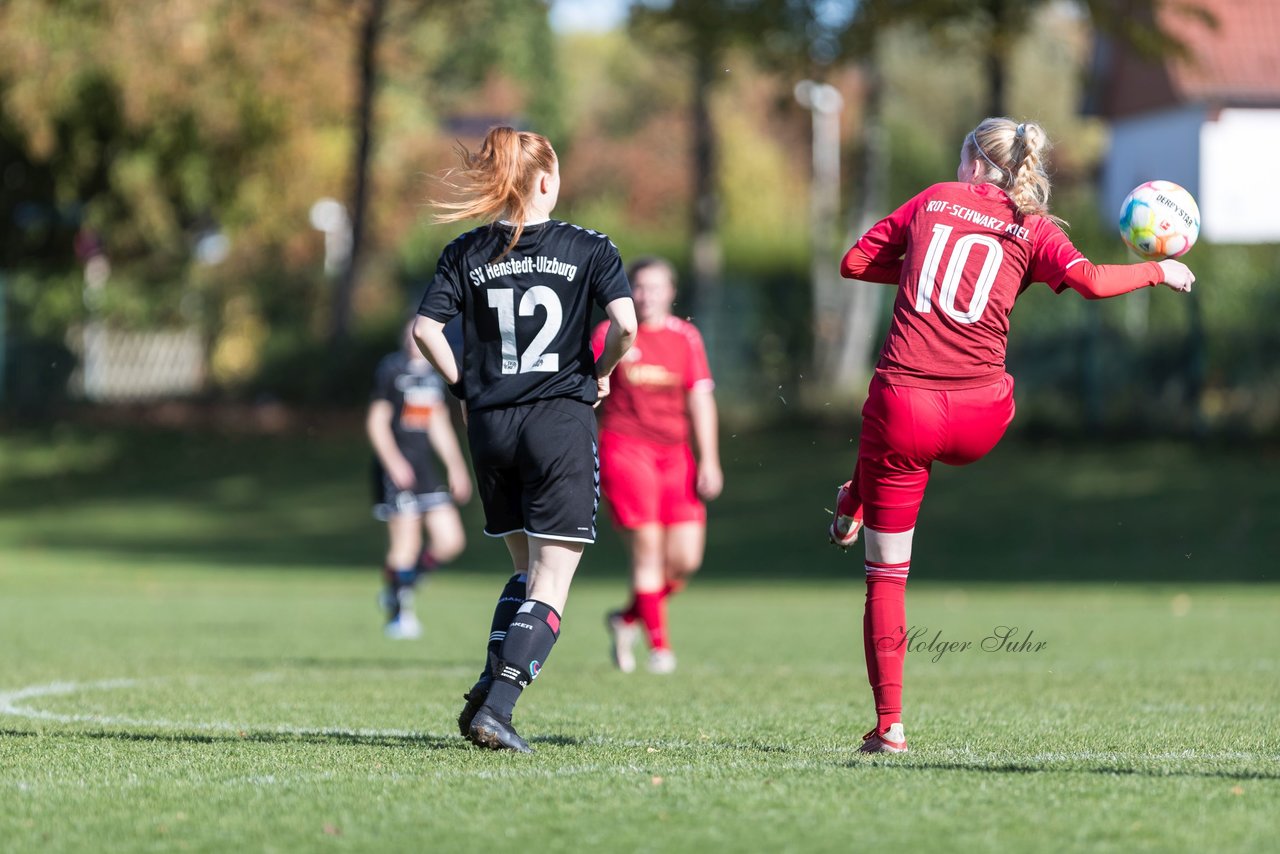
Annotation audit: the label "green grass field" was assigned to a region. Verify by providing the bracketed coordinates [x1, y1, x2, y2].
[1, 422, 1278, 852]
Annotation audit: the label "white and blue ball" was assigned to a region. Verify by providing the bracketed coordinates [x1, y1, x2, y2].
[1118, 180, 1200, 261]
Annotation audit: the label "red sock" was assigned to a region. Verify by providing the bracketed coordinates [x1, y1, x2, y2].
[864, 561, 909, 733]
[661, 578, 686, 600]
[633, 590, 669, 650]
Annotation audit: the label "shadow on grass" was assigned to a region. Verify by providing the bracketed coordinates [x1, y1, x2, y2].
[3, 727, 1267, 775]
[2, 424, 1276, 580]
[0, 725, 583, 752]
[529, 734, 586, 747]
[848, 757, 1280, 781]
[0, 725, 457, 750]
[226, 656, 478, 672]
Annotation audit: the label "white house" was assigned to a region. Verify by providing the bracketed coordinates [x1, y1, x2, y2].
[1090, 0, 1280, 243]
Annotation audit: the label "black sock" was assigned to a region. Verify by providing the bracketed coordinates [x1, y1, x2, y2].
[483, 600, 561, 720]
[383, 566, 418, 618]
[478, 573, 528, 684]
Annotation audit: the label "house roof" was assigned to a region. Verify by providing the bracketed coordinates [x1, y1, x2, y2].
[1090, 0, 1280, 118]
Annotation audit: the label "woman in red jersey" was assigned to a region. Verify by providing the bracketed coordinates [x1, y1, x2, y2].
[829, 118, 1195, 753]
[594, 257, 723, 674]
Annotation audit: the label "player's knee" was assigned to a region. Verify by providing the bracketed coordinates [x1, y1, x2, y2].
[666, 554, 702, 579]
[388, 544, 420, 569]
[629, 525, 665, 559]
[431, 531, 465, 563]
[633, 560, 665, 588]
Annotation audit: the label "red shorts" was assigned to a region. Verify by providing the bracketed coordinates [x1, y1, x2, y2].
[599, 428, 705, 529]
[853, 374, 1015, 533]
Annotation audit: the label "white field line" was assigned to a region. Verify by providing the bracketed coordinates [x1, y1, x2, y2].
[0, 677, 433, 740]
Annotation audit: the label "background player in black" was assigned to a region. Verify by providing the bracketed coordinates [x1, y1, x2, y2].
[367, 321, 471, 639]
[414, 126, 636, 752]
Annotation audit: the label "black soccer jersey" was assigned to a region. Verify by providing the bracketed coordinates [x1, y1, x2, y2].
[417, 220, 632, 412]
[370, 351, 447, 461]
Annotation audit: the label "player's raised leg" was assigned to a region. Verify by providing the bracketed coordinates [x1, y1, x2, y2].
[830, 462, 864, 550]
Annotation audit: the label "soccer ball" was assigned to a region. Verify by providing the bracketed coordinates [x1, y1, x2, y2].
[1118, 180, 1200, 261]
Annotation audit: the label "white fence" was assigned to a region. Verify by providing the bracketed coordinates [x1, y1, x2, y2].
[69, 325, 206, 402]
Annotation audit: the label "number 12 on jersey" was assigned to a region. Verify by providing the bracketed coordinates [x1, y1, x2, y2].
[914, 224, 1004, 324]
[487, 285, 563, 374]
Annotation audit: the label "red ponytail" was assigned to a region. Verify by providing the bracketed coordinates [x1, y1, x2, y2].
[434, 126, 557, 257]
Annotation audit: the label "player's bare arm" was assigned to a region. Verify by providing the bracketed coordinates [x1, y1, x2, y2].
[412, 315, 459, 386]
[688, 387, 722, 501]
[426, 403, 472, 504]
[366, 399, 415, 490]
[595, 296, 638, 398]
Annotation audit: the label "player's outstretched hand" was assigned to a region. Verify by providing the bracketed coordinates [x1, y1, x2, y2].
[1157, 259, 1195, 293]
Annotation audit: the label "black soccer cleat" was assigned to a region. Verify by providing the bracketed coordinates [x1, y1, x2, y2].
[457, 679, 492, 737]
[467, 707, 533, 753]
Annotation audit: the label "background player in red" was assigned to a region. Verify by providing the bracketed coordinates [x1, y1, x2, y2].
[366, 321, 471, 639]
[830, 117, 1195, 753]
[592, 257, 722, 674]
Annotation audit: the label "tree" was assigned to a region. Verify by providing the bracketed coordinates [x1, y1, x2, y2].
[628, 0, 893, 395]
[330, 0, 389, 348]
[330, 0, 564, 346]
[0, 0, 338, 317]
[627, 1, 733, 329]
[895, 0, 1215, 118]
[814, 0, 897, 400]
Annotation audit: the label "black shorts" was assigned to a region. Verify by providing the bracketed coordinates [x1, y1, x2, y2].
[371, 456, 451, 521]
[467, 397, 600, 543]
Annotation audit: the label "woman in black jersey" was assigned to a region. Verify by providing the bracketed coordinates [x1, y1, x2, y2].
[367, 321, 472, 639]
[414, 126, 637, 752]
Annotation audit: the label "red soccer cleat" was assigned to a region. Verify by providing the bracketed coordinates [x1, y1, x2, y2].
[828, 481, 864, 550]
[858, 723, 908, 754]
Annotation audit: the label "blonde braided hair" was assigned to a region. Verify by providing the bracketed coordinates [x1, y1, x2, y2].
[962, 118, 1066, 226]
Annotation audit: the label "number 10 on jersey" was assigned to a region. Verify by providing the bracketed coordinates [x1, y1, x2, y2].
[915, 224, 1004, 324]
[487, 286, 563, 374]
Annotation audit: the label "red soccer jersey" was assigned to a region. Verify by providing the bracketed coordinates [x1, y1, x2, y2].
[843, 182, 1161, 390]
[592, 316, 714, 446]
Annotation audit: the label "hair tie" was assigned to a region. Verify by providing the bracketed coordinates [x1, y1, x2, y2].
[1015, 123, 1027, 139]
